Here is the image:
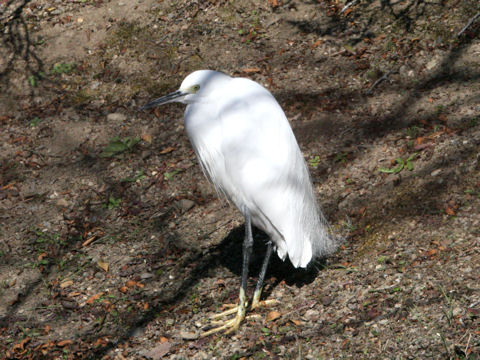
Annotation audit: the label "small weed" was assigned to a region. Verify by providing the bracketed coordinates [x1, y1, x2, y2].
[261, 327, 271, 335]
[164, 170, 179, 181]
[28, 72, 46, 87]
[29, 117, 42, 127]
[334, 152, 348, 164]
[308, 155, 321, 168]
[101, 137, 140, 158]
[378, 153, 418, 174]
[377, 255, 389, 264]
[52, 62, 75, 75]
[406, 125, 420, 138]
[104, 196, 121, 210]
[439, 285, 454, 325]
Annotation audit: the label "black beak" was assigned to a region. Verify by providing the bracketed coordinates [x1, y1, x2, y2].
[139, 90, 184, 111]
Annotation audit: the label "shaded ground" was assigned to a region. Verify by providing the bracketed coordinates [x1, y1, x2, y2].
[1, 0, 479, 359]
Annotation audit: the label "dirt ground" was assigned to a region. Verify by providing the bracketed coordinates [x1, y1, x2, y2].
[1, 0, 479, 359]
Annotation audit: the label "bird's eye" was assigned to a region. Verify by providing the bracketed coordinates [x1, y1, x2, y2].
[192, 85, 200, 93]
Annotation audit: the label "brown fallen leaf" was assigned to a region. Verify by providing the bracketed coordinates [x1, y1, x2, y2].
[12, 337, 30, 352]
[445, 207, 456, 216]
[141, 133, 152, 144]
[44, 325, 51, 335]
[241, 67, 261, 74]
[266, 310, 281, 322]
[82, 235, 97, 247]
[97, 260, 109, 272]
[86, 292, 104, 304]
[126, 280, 145, 288]
[291, 319, 302, 326]
[312, 39, 323, 48]
[119, 286, 129, 293]
[60, 279, 73, 288]
[57, 340, 73, 347]
[160, 146, 176, 154]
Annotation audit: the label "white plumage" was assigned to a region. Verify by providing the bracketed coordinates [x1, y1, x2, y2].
[141, 70, 338, 335]
[180, 70, 336, 267]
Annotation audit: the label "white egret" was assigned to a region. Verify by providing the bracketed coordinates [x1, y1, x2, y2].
[141, 70, 338, 336]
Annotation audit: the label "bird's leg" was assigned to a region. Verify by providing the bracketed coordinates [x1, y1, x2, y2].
[201, 206, 253, 337]
[251, 241, 277, 310]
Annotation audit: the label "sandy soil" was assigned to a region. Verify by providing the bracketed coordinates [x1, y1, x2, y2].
[1, 0, 479, 359]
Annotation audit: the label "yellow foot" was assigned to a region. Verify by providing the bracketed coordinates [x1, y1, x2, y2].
[250, 298, 280, 311]
[201, 298, 279, 337]
[200, 311, 245, 337]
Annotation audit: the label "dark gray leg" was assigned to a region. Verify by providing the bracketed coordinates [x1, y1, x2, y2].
[252, 241, 273, 308]
[201, 206, 254, 336]
[240, 206, 253, 303]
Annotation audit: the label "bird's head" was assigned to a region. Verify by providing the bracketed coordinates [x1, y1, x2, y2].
[140, 70, 230, 110]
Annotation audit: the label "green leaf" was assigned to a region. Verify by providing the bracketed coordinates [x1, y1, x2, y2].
[29, 117, 42, 127]
[308, 155, 321, 168]
[28, 75, 37, 87]
[378, 158, 404, 174]
[100, 137, 140, 158]
[52, 62, 75, 75]
[163, 170, 179, 181]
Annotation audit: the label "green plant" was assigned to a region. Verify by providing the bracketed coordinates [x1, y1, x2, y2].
[163, 170, 179, 181]
[100, 137, 140, 158]
[52, 62, 75, 75]
[406, 125, 420, 138]
[334, 152, 348, 163]
[29, 117, 42, 127]
[308, 155, 321, 168]
[28, 72, 46, 87]
[104, 196, 121, 209]
[378, 153, 418, 174]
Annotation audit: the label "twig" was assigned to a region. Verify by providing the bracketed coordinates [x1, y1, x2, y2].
[366, 70, 393, 95]
[457, 12, 480, 37]
[340, 0, 360, 14]
[465, 333, 472, 357]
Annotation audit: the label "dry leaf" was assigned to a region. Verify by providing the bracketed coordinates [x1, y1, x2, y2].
[44, 325, 51, 334]
[291, 319, 302, 325]
[126, 280, 145, 288]
[57, 340, 73, 347]
[141, 133, 152, 144]
[38, 252, 47, 260]
[12, 337, 30, 351]
[160, 146, 175, 154]
[119, 286, 129, 293]
[312, 39, 323, 48]
[97, 260, 109, 272]
[60, 280, 73, 288]
[415, 136, 425, 145]
[266, 310, 281, 322]
[445, 207, 456, 216]
[426, 249, 438, 257]
[241, 67, 261, 74]
[82, 235, 96, 247]
[86, 292, 104, 304]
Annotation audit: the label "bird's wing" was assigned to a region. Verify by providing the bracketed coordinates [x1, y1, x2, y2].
[218, 79, 315, 267]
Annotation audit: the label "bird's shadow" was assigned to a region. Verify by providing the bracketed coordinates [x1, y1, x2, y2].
[215, 225, 321, 299]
